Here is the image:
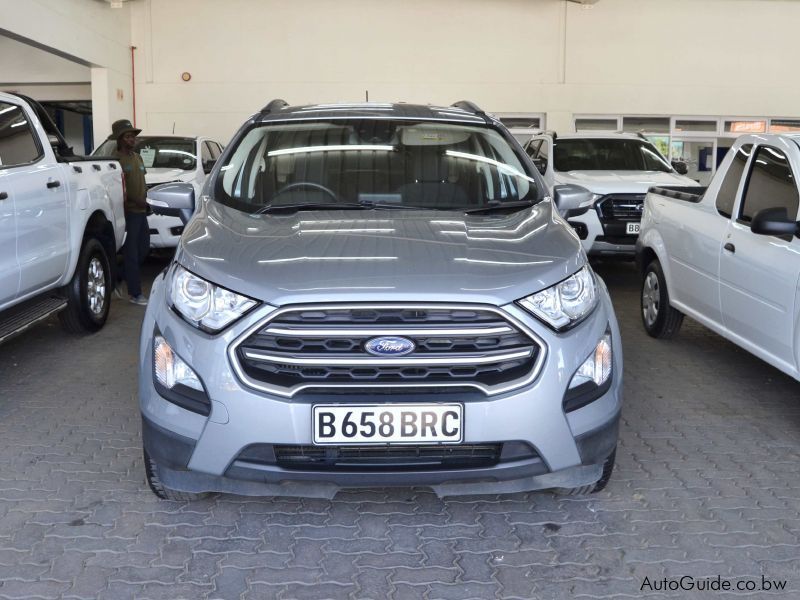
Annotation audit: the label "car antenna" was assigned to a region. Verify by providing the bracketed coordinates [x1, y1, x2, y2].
[172, 122, 175, 134]
[366, 89, 369, 102]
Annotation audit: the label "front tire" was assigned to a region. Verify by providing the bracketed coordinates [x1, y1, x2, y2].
[143, 449, 204, 501]
[59, 237, 112, 334]
[641, 259, 683, 339]
[554, 448, 616, 496]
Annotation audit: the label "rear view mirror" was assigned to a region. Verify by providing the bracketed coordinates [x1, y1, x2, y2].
[203, 159, 216, 174]
[533, 158, 547, 175]
[553, 184, 595, 218]
[750, 206, 799, 238]
[147, 182, 195, 225]
[671, 161, 688, 175]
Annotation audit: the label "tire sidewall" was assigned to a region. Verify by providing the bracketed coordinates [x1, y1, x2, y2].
[641, 260, 669, 335]
[72, 238, 111, 329]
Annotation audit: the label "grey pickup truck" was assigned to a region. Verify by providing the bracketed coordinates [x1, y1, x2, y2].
[139, 100, 623, 501]
[0, 92, 124, 343]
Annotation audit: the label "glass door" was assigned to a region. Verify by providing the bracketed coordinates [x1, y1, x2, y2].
[670, 138, 717, 186]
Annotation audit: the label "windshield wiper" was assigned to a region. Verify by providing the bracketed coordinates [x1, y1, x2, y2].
[254, 202, 368, 214]
[464, 200, 537, 214]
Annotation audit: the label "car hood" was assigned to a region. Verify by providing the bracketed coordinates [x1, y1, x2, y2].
[175, 200, 584, 306]
[146, 168, 196, 185]
[554, 170, 697, 194]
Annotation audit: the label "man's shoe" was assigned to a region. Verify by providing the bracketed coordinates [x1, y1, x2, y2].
[129, 294, 148, 306]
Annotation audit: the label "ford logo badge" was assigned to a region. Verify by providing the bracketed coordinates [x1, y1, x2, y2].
[364, 336, 416, 357]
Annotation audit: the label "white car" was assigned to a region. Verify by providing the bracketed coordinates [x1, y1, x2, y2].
[637, 134, 800, 382]
[94, 135, 224, 248]
[524, 132, 698, 256]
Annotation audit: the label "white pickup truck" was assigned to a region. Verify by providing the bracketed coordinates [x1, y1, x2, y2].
[524, 132, 698, 256]
[0, 92, 125, 343]
[637, 134, 800, 382]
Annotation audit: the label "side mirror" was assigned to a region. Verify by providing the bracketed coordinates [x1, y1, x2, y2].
[553, 184, 595, 218]
[750, 206, 798, 238]
[671, 161, 688, 175]
[203, 159, 216, 174]
[533, 157, 547, 175]
[147, 182, 195, 225]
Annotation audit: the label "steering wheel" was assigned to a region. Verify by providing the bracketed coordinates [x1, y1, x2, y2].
[273, 181, 339, 203]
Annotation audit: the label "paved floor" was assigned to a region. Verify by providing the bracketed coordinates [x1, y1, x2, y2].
[1, 258, 799, 599]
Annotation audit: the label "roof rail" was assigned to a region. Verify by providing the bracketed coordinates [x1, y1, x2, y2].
[259, 99, 289, 115]
[451, 100, 485, 115]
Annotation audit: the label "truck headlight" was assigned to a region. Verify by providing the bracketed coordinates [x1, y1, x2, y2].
[169, 264, 257, 332]
[517, 265, 597, 330]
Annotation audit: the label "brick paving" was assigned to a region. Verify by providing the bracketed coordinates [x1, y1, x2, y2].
[0, 258, 799, 599]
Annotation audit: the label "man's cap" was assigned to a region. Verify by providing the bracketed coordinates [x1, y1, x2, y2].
[107, 119, 142, 141]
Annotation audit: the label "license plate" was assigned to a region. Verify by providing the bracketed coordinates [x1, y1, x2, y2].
[626, 222, 640, 235]
[312, 404, 463, 445]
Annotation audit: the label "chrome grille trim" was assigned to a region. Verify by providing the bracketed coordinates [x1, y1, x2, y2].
[228, 303, 547, 398]
[242, 348, 533, 367]
[263, 325, 514, 337]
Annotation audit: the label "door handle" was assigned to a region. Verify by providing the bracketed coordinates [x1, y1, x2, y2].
[0, 192, 7, 200]
[724, 242, 735, 253]
[46, 180, 61, 189]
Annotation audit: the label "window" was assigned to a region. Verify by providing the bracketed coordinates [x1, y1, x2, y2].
[552, 138, 670, 173]
[724, 120, 766, 134]
[622, 116, 669, 134]
[497, 115, 543, 129]
[95, 136, 197, 170]
[575, 118, 618, 132]
[0, 102, 42, 168]
[674, 119, 718, 133]
[715, 144, 751, 218]
[210, 142, 223, 158]
[739, 145, 798, 223]
[524, 139, 542, 158]
[216, 119, 540, 212]
[202, 142, 213, 163]
[769, 119, 800, 133]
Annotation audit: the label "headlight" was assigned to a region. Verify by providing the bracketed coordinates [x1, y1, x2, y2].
[517, 265, 597, 330]
[169, 264, 257, 332]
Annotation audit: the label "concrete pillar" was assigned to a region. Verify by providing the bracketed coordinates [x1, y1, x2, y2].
[91, 66, 133, 151]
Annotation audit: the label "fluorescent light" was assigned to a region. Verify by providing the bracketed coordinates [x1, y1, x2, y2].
[445, 150, 537, 183]
[268, 145, 395, 157]
[259, 256, 397, 264]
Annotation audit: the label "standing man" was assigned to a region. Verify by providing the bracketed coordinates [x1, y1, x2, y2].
[110, 119, 149, 305]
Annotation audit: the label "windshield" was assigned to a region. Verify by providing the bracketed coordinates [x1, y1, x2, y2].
[215, 119, 539, 212]
[94, 136, 197, 171]
[553, 138, 672, 173]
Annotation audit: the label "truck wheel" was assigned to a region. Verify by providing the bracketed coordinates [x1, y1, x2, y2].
[641, 259, 683, 339]
[554, 448, 616, 496]
[59, 237, 112, 334]
[144, 449, 204, 501]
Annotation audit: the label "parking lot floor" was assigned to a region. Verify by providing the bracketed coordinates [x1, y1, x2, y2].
[1, 258, 799, 599]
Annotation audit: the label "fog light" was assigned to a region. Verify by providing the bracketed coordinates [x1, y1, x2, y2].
[154, 335, 203, 392]
[570, 333, 612, 389]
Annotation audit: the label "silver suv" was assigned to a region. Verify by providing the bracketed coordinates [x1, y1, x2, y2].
[140, 100, 622, 500]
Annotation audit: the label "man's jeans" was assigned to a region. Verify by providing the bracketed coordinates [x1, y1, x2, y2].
[123, 212, 149, 297]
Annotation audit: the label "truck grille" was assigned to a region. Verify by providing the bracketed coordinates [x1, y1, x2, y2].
[231, 305, 544, 397]
[596, 194, 646, 222]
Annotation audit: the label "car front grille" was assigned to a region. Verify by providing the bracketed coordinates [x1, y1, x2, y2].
[257, 443, 503, 470]
[596, 194, 646, 222]
[232, 305, 543, 397]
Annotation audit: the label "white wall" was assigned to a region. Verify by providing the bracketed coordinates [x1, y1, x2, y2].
[129, 0, 800, 142]
[0, 0, 133, 143]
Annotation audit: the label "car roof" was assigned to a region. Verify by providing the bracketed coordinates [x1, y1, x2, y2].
[255, 102, 489, 125]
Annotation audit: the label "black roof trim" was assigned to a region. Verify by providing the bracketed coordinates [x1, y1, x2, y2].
[259, 99, 289, 116]
[451, 100, 485, 115]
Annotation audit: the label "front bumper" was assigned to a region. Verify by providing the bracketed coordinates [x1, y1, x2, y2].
[139, 272, 623, 498]
[147, 213, 184, 249]
[568, 211, 638, 257]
